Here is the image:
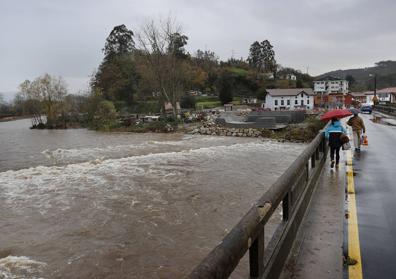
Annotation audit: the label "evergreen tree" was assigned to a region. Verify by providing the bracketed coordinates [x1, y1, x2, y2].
[167, 33, 189, 59]
[247, 40, 276, 74]
[103, 24, 135, 59]
[92, 25, 138, 108]
[218, 72, 234, 104]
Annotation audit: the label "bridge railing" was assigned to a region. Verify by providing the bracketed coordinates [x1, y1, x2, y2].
[186, 128, 328, 279]
[374, 104, 396, 116]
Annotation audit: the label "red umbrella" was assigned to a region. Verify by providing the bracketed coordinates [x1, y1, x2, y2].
[320, 109, 353, 121]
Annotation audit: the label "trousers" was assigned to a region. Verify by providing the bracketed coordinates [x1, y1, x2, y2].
[353, 130, 362, 149]
[330, 146, 341, 164]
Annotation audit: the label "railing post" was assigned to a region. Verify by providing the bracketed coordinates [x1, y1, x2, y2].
[249, 225, 264, 279]
[311, 154, 316, 168]
[306, 162, 309, 181]
[315, 147, 320, 160]
[282, 193, 290, 221]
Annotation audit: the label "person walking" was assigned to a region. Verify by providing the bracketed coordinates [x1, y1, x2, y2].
[325, 118, 347, 168]
[347, 112, 366, 151]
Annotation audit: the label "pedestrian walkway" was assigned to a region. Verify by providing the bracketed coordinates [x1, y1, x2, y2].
[281, 150, 345, 279]
[281, 113, 396, 279]
[347, 114, 396, 279]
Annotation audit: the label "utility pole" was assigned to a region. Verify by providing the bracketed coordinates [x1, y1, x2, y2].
[370, 73, 378, 106]
[374, 73, 377, 99]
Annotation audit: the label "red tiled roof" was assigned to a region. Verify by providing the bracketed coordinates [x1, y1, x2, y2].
[376, 87, 396, 93]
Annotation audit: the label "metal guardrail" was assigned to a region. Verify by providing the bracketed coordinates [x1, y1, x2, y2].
[186, 128, 328, 279]
[374, 104, 396, 116]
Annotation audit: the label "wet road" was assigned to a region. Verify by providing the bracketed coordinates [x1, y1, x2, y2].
[351, 114, 396, 279]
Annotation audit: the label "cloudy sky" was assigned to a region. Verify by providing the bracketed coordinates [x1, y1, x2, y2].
[1, 0, 395, 98]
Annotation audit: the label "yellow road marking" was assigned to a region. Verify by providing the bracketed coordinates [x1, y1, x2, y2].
[347, 150, 363, 279]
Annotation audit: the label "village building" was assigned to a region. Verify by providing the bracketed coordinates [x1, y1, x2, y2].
[344, 92, 367, 107]
[242, 97, 258, 104]
[354, 89, 396, 105]
[313, 76, 349, 108]
[264, 88, 315, 111]
[376, 87, 396, 103]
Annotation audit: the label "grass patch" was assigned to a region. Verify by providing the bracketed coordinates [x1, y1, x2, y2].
[195, 96, 219, 102]
[196, 101, 222, 109]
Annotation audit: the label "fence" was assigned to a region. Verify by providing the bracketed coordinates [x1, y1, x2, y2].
[186, 127, 328, 279]
[374, 104, 396, 117]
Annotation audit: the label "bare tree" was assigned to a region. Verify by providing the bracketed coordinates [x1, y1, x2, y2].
[136, 16, 191, 117]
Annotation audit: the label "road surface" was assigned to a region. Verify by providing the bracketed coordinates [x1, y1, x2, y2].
[350, 113, 396, 279]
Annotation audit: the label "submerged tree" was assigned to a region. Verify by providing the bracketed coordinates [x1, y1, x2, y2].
[19, 74, 68, 126]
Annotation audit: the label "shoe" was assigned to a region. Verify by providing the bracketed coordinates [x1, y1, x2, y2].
[331, 160, 335, 168]
[356, 148, 361, 152]
[355, 148, 359, 151]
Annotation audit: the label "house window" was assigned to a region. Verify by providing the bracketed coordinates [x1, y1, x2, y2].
[307, 99, 310, 104]
[301, 100, 304, 106]
[281, 100, 284, 106]
[275, 100, 278, 106]
[301, 93, 304, 97]
[287, 100, 290, 106]
[295, 100, 298, 105]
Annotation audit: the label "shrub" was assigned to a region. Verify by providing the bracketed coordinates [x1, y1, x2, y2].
[180, 95, 197, 109]
[92, 100, 119, 130]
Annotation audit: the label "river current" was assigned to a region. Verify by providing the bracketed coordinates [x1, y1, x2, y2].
[0, 119, 305, 279]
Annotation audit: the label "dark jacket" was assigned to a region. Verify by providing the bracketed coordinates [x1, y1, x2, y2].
[325, 120, 347, 148]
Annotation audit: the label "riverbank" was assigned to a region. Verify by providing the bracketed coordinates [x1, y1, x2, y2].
[0, 115, 31, 122]
[187, 117, 325, 143]
[6, 114, 324, 143]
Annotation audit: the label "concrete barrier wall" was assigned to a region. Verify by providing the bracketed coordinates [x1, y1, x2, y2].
[215, 117, 276, 129]
[247, 111, 305, 123]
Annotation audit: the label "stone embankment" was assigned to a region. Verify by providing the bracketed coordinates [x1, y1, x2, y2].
[189, 122, 271, 137]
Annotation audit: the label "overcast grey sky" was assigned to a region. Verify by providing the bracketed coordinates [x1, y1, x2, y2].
[1, 0, 395, 98]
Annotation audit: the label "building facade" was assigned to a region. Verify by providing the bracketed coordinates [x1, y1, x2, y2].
[344, 92, 367, 107]
[376, 87, 396, 103]
[314, 76, 349, 94]
[313, 76, 349, 108]
[264, 88, 315, 110]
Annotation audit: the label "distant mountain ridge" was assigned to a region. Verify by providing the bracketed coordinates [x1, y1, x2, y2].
[317, 60, 396, 91]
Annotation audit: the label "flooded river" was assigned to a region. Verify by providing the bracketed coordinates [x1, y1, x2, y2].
[0, 119, 305, 279]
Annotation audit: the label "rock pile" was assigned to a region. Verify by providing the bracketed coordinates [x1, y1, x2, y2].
[190, 121, 265, 137]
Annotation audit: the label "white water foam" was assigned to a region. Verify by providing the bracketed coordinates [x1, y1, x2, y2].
[0, 256, 46, 279]
[0, 141, 303, 215]
[39, 135, 262, 164]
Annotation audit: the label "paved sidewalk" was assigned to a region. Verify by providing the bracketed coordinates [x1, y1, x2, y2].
[373, 111, 396, 126]
[281, 153, 345, 279]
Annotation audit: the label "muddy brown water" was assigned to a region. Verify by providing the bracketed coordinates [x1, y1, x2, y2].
[0, 119, 305, 279]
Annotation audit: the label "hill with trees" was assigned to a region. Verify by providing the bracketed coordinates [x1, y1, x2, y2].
[4, 17, 315, 129]
[317, 60, 396, 91]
